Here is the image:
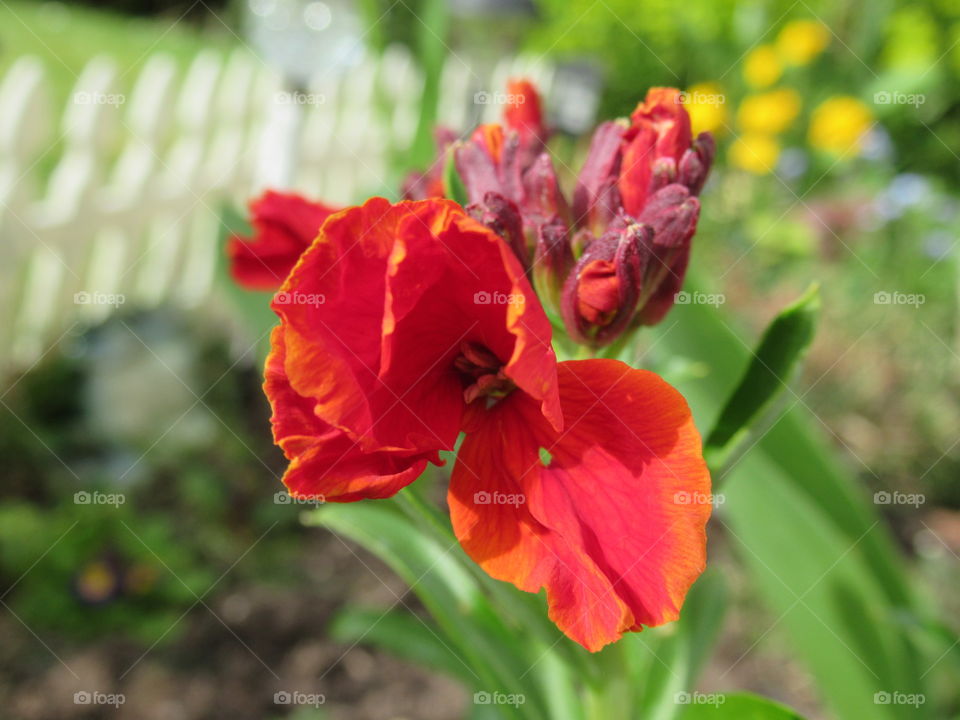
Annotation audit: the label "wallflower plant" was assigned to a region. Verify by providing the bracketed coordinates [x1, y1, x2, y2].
[222, 81, 872, 720]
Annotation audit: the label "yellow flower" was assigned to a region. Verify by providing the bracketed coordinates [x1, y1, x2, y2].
[777, 20, 830, 65]
[729, 133, 780, 174]
[737, 89, 802, 135]
[808, 96, 873, 154]
[743, 45, 783, 88]
[683, 82, 728, 135]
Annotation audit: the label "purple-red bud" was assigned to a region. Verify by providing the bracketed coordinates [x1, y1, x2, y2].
[532, 216, 574, 316]
[561, 220, 651, 347]
[633, 184, 701, 326]
[572, 121, 627, 233]
[677, 132, 715, 196]
[467, 192, 529, 268]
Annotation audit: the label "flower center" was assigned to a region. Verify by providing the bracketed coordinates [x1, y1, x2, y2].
[454, 341, 515, 404]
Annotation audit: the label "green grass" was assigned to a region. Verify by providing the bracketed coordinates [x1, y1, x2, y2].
[0, 0, 239, 101]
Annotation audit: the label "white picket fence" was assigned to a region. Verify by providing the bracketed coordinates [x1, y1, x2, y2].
[0, 45, 554, 369]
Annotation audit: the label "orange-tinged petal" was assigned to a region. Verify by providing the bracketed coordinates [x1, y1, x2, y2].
[265, 326, 433, 501]
[505, 78, 547, 144]
[449, 359, 710, 651]
[269, 197, 561, 481]
[620, 87, 694, 217]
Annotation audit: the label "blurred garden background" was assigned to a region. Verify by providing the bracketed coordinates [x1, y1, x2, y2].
[0, 0, 958, 718]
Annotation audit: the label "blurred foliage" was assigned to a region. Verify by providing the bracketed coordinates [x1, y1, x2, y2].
[0, 312, 320, 645]
[0, 1, 236, 99]
[525, 0, 960, 185]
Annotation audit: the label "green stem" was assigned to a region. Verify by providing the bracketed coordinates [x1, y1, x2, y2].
[393, 482, 595, 678]
[584, 641, 633, 720]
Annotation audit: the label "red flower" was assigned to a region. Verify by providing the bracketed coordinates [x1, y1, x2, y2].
[228, 190, 339, 291]
[265, 197, 710, 651]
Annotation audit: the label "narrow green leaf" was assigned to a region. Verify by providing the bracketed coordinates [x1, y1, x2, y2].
[632, 571, 729, 720]
[704, 283, 819, 468]
[443, 145, 469, 207]
[723, 452, 923, 720]
[329, 607, 474, 683]
[677, 692, 807, 719]
[306, 501, 546, 720]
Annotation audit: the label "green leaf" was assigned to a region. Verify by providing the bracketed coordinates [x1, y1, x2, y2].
[443, 146, 469, 207]
[722, 451, 929, 720]
[631, 571, 729, 720]
[704, 284, 819, 469]
[329, 607, 474, 683]
[677, 692, 807, 719]
[306, 500, 549, 720]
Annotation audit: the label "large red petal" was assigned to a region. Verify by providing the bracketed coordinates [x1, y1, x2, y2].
[449, 359, 710, 651]
[274, 197, 560, 461]
[265, 326, 432, 501]
[228, 190, 339, 291]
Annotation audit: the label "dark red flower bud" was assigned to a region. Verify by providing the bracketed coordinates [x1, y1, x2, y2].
[467, 192, 529, 267]
[532, 216, 574, 316]
[561, 220, 651, 347]
[677, 132, 716, 196]
[572, 120, 627, 233]
[455, 127, 525, 207]
[633, 184, 701, 326]
[522, 152, 570, 226]
[505, 78, 549, 163]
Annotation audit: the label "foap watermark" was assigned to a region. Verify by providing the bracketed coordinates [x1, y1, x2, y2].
[874, 91, 925, 108]
[74, 490, 125, 507]
[74, 691, 125, 708]
[73, 91, 125, 107]
[677, 90, 726, 107]
[674, 491, 725, 507]
[874, 491, 924, 508]
[874, 691, 925, 707]
[873, 291, 924, 308]
[74, 291, 125, 308]
[474, 691, 526, 708]
[274, 91, 326, 107]
[474, 490, 525, 507]
[474, 90, 526, 106]
[474, 290, 525, 305]
[273, 691, 326, 708]
[274, 491, 326, 506]
[675, 691, 726, 707]
[274, 290, 326, 307]
[675, 291, 725, 307]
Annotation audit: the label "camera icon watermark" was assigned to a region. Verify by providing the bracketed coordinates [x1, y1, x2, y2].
[74, 490, 125, 507]
[474, 91, 526, 106]
[74, 691, 125, 707]
[677, 90, 726, 106]
[473, 690, 526, 707]
[274, 91, 326, 107]
[674, 691, 726, 707]
[873, 291, 924, 308]
[673, 491, 725, 507]
[273, 690, 326, 707]
[873, 491, 924, 508]
[874, 691, 925, 707]
[274, 491, 326, 505]
[274, 291, 326, 307]
[873, 91, 925, 108]
[473, 490, 525, 507]
[73, 91, 126, 107]
[74, 291, 125, 308]
[675, 291, 725, 307]
[473, 290, 525, 305]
